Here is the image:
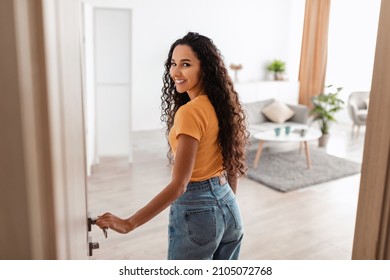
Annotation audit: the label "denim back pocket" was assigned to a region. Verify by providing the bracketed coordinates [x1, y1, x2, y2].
[185, 208, 216, 246]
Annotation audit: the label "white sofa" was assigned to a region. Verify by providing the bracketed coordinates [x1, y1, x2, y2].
[243, 99, 309, 142]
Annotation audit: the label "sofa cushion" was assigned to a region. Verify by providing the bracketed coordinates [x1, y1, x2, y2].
[261, 100, 295, 124]
[243, 99, 274, 125]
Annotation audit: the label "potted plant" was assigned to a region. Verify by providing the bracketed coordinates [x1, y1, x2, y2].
[267, 59, 286, 80]
[310, 85, 344, 147]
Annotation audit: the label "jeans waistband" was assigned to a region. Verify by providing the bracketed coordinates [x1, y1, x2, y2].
[186, 173, 227, 192]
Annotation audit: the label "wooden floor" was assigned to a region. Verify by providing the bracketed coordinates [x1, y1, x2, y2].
[87, 123, 366, 260]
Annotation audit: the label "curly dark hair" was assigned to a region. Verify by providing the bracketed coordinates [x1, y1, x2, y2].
[161, 32, 249, 177]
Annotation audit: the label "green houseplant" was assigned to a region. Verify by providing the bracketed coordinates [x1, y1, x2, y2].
[310, 85, 344, 147]
[267, 59, 286, 80]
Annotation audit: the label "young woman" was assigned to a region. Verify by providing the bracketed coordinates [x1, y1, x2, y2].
[96, 32, 248, 260]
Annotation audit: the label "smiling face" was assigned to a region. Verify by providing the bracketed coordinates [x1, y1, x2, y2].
[170, 44, 204, 99]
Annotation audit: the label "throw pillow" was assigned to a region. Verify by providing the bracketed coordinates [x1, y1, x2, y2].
[261, 100, 295, 124]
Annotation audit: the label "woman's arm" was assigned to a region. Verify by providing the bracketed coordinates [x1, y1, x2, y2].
[96, 134, 198, 234]
[227, 173, 238, 194]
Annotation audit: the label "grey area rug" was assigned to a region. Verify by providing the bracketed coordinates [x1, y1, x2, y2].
[246, 148, 361, 192]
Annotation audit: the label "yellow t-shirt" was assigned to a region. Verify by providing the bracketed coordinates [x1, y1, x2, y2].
[168, 95, 223, 181]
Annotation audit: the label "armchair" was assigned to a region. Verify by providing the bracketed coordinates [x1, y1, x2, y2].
[348, 91, 370, 137]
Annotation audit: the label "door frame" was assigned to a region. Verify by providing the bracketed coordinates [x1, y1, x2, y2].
[352, 0, 390, 259]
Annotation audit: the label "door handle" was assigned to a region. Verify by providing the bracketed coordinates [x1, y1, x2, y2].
[88, 236, 99, 257]
[88, 212, 109, 238]
[87, 213, 110, 256]
[87, 213, 100, 257]
[87, 212, 98, 232]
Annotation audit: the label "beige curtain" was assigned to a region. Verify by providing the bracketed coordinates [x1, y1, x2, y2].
[298, 0, 332, 107]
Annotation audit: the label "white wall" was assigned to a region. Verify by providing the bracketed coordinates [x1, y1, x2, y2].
[84, 0, 305, 131]
[326, 0, 381, 124]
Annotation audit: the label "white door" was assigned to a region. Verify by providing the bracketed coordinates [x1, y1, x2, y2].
[95, 8, 132, 162]
[82, 7, 133, 176]
[0, 0, 94, 259]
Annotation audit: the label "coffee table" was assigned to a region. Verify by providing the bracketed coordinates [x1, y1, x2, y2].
[252, 128, 322, 169]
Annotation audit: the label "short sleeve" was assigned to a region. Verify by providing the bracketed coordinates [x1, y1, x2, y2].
[174, 105, 206, 141]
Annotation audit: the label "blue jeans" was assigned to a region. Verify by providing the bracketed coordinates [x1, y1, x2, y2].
[168, 176, 244, 260]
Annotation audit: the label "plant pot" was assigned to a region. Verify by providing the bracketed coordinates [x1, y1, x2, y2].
[274, 72, 284, 81]
[318, 134, 329, 147]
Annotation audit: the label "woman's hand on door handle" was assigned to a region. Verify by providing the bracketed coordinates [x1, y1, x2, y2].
[96, 212, 134, 234]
